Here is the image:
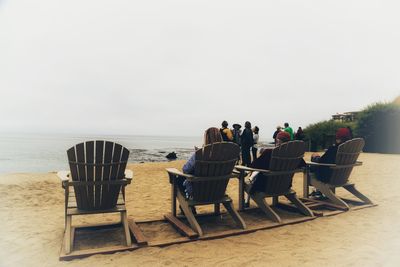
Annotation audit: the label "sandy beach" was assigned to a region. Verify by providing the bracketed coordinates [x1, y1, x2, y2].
[1, 152, 400, 267]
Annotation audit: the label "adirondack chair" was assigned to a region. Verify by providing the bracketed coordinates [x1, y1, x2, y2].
[166, 142, 246, 237]
[236, 141, 314, 223]
[306, 138, 373, 210]
[57, 141, 137, 256]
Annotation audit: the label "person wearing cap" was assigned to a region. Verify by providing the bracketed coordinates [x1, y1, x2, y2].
[310, 127, 353, 183]
[232, 123, 242, 146]
[245, 131, 305, 197]
[220, 120, 233, 142]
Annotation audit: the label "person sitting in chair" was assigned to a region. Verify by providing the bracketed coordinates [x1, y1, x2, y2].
[310, 127, 352, 183]
[180, 127, 223, 198]
[309, 127, 352, 197]
[246, 131, 305, 196]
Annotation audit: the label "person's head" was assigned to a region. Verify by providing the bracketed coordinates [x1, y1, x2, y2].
[245, 121, 251, 129]
[233, 123, 241, 130]
[335, 127, 352, 144]
[221, 120, 228, 128]
[298, 127, 302, 131]
[204, 127, 223, 145]
[276, 131, 291, 146]
[253, 126, 259, 134]
[284, 122, 289, 128]
[276, 125, 282, 131]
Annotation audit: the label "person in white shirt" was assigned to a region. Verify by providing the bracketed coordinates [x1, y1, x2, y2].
[252, 126, 259, 163]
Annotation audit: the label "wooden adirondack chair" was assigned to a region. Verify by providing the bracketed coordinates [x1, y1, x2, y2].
[307, 138, 373, 210]
[166, 142, 246, 237]
[57, 141, 142, 256]
[236, 141, 314, 223]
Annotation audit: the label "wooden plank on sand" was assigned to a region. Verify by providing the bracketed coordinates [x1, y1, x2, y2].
[128, 219, 148, 246]
[164, 214, 199, 239]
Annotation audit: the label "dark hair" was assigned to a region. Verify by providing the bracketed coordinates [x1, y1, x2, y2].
[254, 126, 259, 133]
[245, 121, 251, 128]
[204, 127, 223, 145]
[221, 120, 228, 127]
[284, 122, 289, 127]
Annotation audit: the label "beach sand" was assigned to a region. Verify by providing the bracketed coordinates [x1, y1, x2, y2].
[1, 152, 400, 267]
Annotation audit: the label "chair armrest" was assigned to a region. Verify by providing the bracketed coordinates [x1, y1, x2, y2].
[57, 171, 70, 182]
[306, 161, 363, 167]
[166, 168, 195, 179]
[57, 171, 70, 189]
[124, 169, 133, 180]
[235, 165, 272, 174]
[306, 161, 337, 167]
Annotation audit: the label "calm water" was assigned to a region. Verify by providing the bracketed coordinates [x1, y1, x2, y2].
[0, 133, 273, 174]
[0, 134, 203, 174]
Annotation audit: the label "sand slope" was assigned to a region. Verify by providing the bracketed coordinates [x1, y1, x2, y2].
[1, 153, 400, 267]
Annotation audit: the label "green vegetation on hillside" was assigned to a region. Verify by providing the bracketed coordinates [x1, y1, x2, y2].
[304, 96, 400, 153]
[304, 120, 355, 151]
[355, 101, 400, 153]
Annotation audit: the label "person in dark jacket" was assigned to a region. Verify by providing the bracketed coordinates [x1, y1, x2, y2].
[310, 127, 352, 183]
[232, 123, 242, 146]
[295, 127, 305, 140]
[246, 131, 305, 195]
[240, 121, 254, 166]
[272, 126, 282, 145]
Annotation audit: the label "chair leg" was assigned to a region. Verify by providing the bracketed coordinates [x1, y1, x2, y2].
[214, 203, 220, 215]
[251, 193, 282, 223]
[272, 196, 279, 206]
[121, 211, 132, 246]
[285, 192, 314, 217]
[222, 201, 246, 229]
[65, 215, 72, 254]
[343, 184, 373, 204]
[176, 190, 203, 236]
[311, 177, 349, 210]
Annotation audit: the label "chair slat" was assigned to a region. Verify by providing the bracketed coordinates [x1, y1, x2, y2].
[110, 144, 123, 206]
[85, 141, 95, 209]
[67, 146, 82, 208]
[76, 143, 89, 210]
[94, 141, 104, 208]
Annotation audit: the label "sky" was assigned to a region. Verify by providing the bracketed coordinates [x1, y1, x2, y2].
[0, 0, 399, 139]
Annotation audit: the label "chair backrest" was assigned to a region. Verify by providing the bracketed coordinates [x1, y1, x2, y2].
[191, 142, 240, 202]
[67, 141, 129, 210]
[262, 141, 306, 195]
[329, 138, 365, 186]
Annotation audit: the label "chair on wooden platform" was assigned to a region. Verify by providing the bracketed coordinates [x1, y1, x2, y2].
[306, 138, 373, 210]
[57, 141, 146, 258]
[166, 142, 246, 237]
[236, 141, 314, 223]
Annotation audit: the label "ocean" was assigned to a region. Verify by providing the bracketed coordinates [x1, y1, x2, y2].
[0, 133, 273, 174]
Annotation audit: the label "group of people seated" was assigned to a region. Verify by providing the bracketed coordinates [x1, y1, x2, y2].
[177, 125, 354, 200]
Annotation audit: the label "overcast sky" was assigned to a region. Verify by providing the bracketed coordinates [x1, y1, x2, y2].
[0, 0, 399, 138]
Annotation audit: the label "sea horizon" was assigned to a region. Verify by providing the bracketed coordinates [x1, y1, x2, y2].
[0, 133, 273, 174]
